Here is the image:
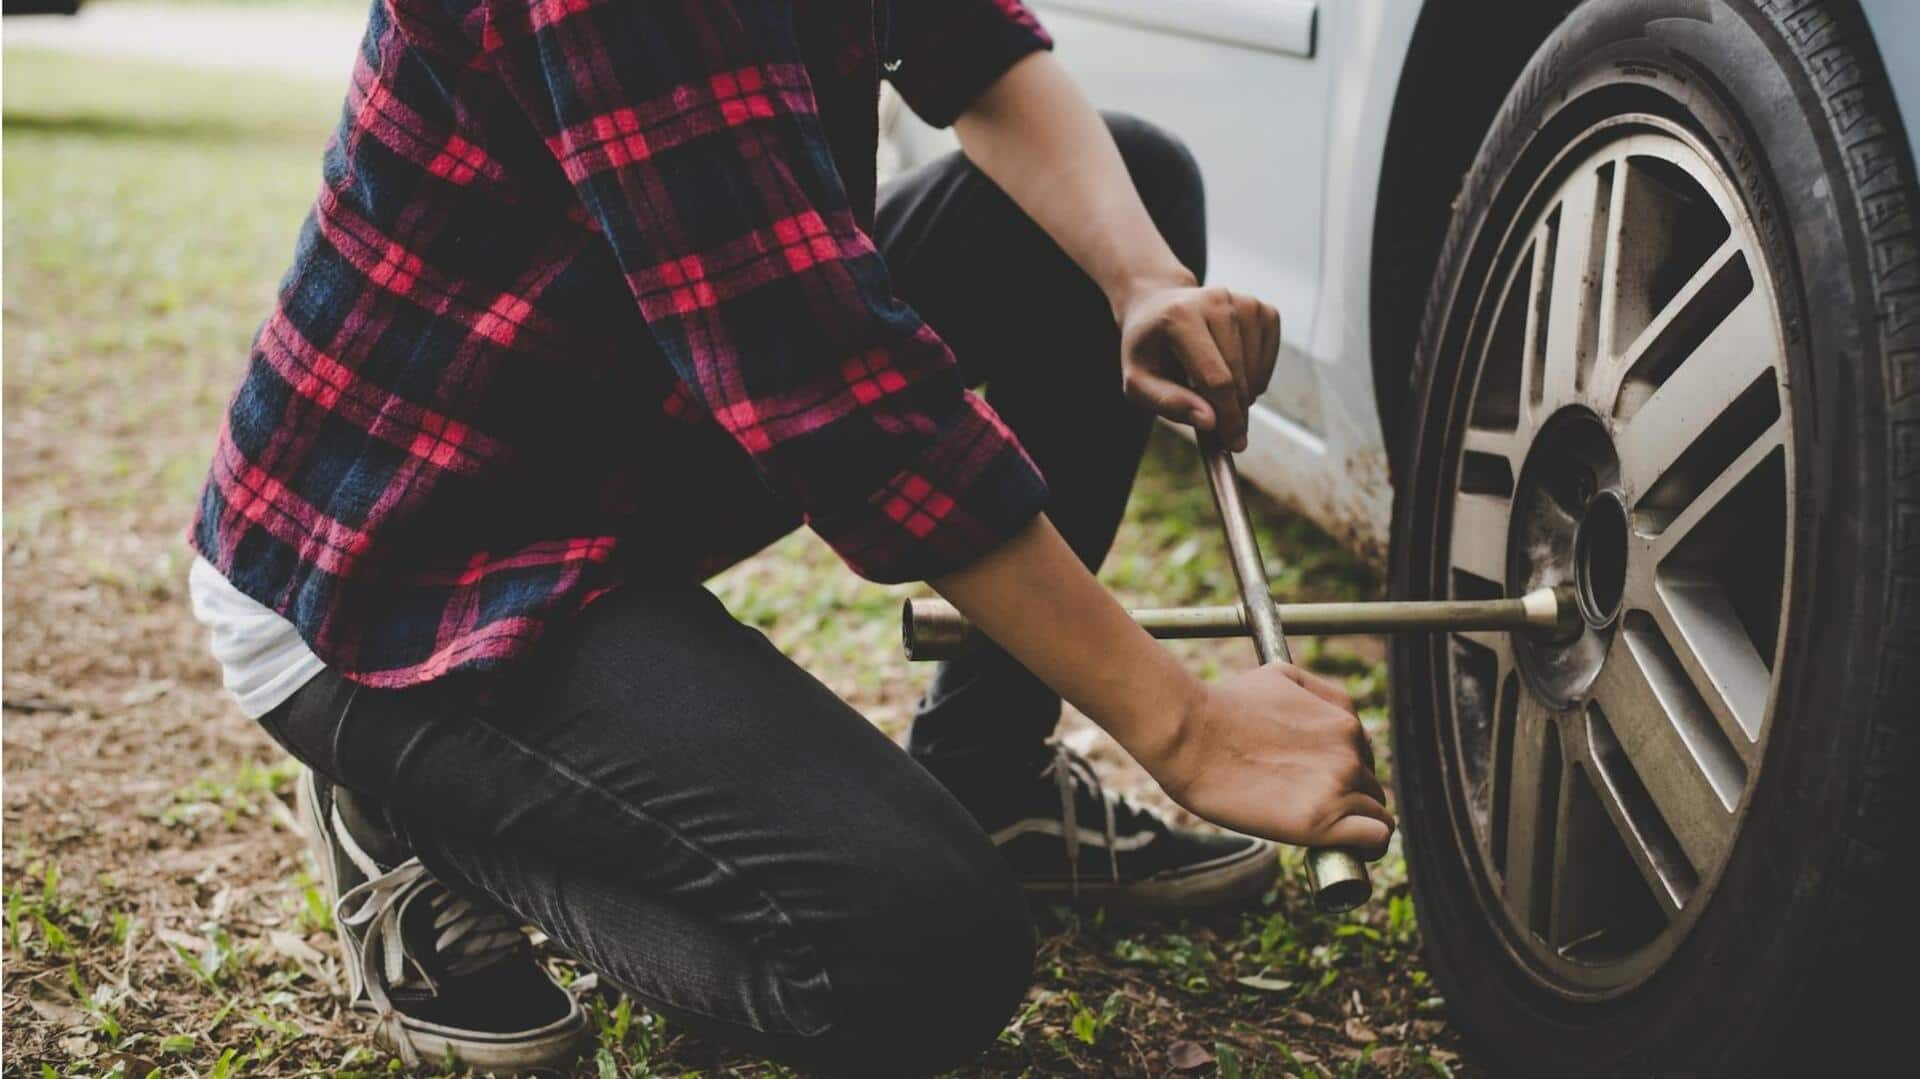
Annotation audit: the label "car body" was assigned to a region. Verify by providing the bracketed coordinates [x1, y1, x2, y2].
[886, 0, 1919, 568]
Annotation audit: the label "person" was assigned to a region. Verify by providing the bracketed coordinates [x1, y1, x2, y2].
[187, 0, 1395, 1073]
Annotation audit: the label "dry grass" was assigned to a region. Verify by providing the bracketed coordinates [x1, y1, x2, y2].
[2, 45, 1475, 1078]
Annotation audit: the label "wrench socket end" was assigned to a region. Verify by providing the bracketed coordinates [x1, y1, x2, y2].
[1308, 849, 1373, 913]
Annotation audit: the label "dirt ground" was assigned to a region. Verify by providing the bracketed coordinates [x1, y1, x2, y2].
[2, 38, 1478, 1079]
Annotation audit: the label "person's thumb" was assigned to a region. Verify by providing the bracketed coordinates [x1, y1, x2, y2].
[1124, 371, 1214, 429]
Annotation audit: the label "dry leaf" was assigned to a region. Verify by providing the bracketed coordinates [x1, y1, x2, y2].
[27, 998, 88, 1029]
[1235, 974, 1297, 993]
[1344, 1017, 1379, 1044]
[155, 926, 208, 952]
[268, 929, 325, 966]
[1167, 1040, 1216, 1070]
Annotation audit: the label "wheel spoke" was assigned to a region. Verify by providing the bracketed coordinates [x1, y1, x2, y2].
[1500, 695, 1563, 933]
[1592, 160, 1634, 376]
[1462, 425, 1524, 466]
[1449, 492, 1510, 586]
[1599, 238, 1746, 411]
[1588, 628, 1743, 877]
[1564, 718, 1688, 919]
[1532, 168, 1611, 409]
[1641, 582, 1770, 747]
[1645, 416, 1788, 559]
[1616, 290, 1779, 498]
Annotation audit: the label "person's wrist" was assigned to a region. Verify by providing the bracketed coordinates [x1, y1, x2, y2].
[1106, 264, 1198, 321]
[1114, 661, 1208, 793]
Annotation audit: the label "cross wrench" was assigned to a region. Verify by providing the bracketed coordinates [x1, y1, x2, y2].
[899, 439, 1584, 911]
[1197, 437, 1373, 912]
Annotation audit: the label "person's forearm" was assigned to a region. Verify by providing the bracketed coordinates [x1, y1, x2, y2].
[954, 52, 1193, 313]
[930, 515, 1199, 761]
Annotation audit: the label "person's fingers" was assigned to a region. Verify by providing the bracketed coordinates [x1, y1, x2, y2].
[1244, 295, 1280, 398]
[1123, 368, 1215, 428]
[1272, 661, 1355, 713]
[1345, 752, 1387, 803]
[1321, 793, 1395, 860]
[1203, 291, 1251, 407]
[1320, 815, 1394, 862]
[1162, 309, 1246, 449]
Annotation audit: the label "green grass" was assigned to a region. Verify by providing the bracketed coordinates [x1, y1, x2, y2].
[3, 49, 340, 577]
[3, 42, 1456, 1077]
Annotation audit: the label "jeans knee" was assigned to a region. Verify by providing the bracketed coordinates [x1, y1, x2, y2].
[1103, 111, 1207, 280]
[898, 898, 1035, 1073]
[827, 860, 1034, 1074]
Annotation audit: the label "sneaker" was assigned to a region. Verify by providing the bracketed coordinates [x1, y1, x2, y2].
[295, 768, 589, 1072]
[981, 745, 1279, 913]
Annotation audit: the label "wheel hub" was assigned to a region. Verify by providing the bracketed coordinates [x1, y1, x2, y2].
[1507, 408, 1623, 706]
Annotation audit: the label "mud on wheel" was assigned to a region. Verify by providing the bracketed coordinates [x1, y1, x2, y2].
[1389, 1, 1920, 1074]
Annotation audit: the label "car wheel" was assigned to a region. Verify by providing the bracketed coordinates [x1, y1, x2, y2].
[1389, 0, 1920, 1073]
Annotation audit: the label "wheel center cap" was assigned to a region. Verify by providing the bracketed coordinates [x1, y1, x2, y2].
[1508, 407, 1623, 705]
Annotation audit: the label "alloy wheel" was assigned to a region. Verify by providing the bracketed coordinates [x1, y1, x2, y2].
[1440, 118, 1794, 998]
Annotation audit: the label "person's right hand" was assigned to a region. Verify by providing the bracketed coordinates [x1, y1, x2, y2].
[1145, 662, 1395, 859]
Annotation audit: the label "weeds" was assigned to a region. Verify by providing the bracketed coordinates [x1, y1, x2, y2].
[156, 759, 299, 833]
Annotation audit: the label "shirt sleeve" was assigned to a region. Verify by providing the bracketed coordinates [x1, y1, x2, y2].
[480, 0, 1047, 583]
[884, 0, 1055, 128]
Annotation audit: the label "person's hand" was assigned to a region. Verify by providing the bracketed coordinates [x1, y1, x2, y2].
[1144, 661, 1394, 859]
[1115, 277, 1281, 452]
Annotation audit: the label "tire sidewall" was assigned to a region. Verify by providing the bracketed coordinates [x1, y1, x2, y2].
[1388, 1, 1903, 1073]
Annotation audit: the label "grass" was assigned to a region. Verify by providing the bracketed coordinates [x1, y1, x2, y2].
[2, 40, 1472, 1077]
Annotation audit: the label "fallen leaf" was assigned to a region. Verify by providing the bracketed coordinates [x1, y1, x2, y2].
[27, 997, 88, 1028]
[101, 1053, 159, 1076]
[1234, 974, 1297, 993]
[1344, 1017, 1378, 1044]
[268, 929, 325, 966]
[1167, 1040, 1216, 1070]
[155, 927, 208, 952]
[58, 1034, 97, 1059]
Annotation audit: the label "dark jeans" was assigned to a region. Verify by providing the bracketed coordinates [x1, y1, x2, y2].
[261, 113, 1205, 1077]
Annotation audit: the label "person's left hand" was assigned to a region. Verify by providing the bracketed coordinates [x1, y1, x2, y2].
[1115, 278, 1281, 452]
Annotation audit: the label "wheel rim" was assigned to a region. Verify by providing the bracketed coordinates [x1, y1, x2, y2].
[1439, 118, 1794, 998]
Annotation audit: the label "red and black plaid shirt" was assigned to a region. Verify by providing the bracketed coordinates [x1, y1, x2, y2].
[192, 0, 1053, 687]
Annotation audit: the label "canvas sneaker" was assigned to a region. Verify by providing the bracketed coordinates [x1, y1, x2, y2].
[295, 769, 588, 1072]
[973, 745, 1279, 912]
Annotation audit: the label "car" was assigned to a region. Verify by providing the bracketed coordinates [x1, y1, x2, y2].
[886, 1, 1919, 1073]
[2, 0, 82, 14]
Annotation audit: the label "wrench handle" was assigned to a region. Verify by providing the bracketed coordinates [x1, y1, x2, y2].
[1199, 437, 1373, 913]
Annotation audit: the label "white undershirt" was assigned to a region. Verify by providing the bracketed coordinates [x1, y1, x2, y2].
[188, 557, 327, 718]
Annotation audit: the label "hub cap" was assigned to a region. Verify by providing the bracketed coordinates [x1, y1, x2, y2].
[1442, 122, 1793, 997]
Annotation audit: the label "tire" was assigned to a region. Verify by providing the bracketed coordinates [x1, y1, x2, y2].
[1388, 1, 1920, 1075]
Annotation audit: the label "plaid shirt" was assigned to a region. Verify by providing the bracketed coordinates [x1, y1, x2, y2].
[192, 0, 1053, 688]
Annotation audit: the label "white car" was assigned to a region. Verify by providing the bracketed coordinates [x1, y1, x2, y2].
[889, 1, 1920, 1073]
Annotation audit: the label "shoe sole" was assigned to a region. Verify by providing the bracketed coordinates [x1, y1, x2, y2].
[294, 769, 589, 1073]
[1020, 839, 1281, 916]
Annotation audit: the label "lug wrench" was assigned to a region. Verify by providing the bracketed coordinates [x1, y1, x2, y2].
[1199, 437, 1372, 912]
[900, 438, 1582, 912]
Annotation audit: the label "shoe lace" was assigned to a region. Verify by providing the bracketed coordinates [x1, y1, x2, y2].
[334, 858, 525, 1018]
[1043, 743, 1123, 898]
